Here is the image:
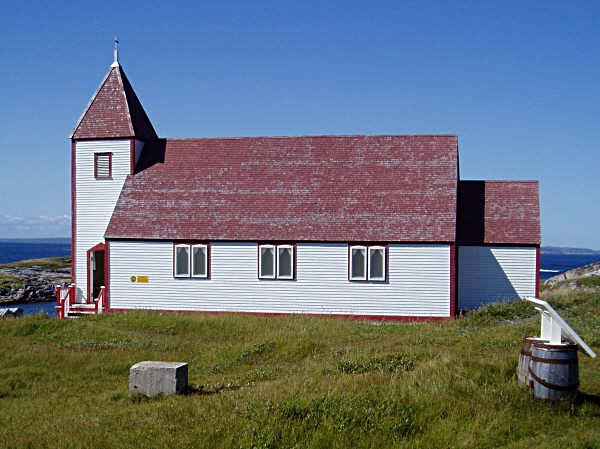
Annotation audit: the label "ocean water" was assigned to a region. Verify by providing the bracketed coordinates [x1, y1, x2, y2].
[0, 238, 71, 264]
[539, 253, 600, 280]
[10, 301, 58, 316]
[1, 239, 599, 316]
[0, 239, 71, 316]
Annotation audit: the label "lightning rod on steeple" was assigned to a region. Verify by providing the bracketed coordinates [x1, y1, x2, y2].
[111, 36, 120, 67]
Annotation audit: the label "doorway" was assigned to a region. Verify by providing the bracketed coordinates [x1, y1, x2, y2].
[87, 243, 106, 300]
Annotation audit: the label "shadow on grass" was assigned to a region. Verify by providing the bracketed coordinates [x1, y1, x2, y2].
[126, 382, 248, 402]
[184, 382, 244, 396]
[576, 391, 600, 407]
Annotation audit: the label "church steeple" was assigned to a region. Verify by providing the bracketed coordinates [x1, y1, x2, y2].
[70, 41, 157, 141]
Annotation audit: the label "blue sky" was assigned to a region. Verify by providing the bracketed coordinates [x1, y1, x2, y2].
[1, 0, 599, 248]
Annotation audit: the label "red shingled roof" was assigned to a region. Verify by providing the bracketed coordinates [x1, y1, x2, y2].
[457, 180, 540, 245]
[71, 65, 157, 141]
[105, 135, 459, 242]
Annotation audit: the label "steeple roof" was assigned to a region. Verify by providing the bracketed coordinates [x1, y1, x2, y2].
[70, 64, 157, 141]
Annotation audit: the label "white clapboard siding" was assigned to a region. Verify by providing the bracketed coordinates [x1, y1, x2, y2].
[109, 242, 451, 317]
[458, 246, 536, 310]
[75, 139, 131, 300]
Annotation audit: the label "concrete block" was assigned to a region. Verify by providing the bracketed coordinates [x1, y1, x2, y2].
[129, 361, 188, 396]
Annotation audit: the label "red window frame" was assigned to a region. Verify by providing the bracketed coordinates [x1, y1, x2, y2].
[348, 243, 389, 282]
[173, 242, 211, 279]
[257, 242, 297, 280]
[94, 152, 113, 179]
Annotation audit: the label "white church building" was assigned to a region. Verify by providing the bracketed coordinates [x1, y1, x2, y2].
[56, 48, 541, 320]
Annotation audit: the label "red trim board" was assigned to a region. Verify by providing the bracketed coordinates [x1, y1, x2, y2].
[449, 244, 456, 317]
[71, 141, 76, 284]
[535, 246, 541, 298]
[105, 241, 110, 310]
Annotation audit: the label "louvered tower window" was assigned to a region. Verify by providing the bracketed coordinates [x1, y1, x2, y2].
[94, 153, 112, 179]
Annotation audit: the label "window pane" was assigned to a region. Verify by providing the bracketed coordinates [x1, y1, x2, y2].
[192, 246, 206, 277]
[369, 248, 384, 280]
[260, 247, 274, 277]
[96, 155, 110, 178]
[175, 246, 189, 276]
[278, 247, 292, 278]
[351, 247, 366, 279]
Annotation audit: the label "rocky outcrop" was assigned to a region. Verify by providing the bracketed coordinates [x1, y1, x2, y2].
[544, 261, 600, 289]
[0, 263, 71, 305]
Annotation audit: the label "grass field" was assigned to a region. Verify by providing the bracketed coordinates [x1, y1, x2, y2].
[0, 256, 71, 271]
[0, 290, 599, 448]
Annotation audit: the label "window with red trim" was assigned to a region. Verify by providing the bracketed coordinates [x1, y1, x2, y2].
[349, 244, 387, 282]
[259, 244, 295, 280]
[174, 243, 209, 278]
[94, 153, 112, 179]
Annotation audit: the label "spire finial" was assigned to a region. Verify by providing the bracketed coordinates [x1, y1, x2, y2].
[111, 36, 120, 67]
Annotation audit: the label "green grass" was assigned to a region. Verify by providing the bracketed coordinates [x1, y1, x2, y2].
[0, 272, 26, 290]
[578, 276, 600, 289]
[0, 256, 71, 270]
[0, 291, 599, 448]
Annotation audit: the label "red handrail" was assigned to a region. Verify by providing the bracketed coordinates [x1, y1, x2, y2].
[55, 285, 64, 319]
[56, 285, 105, 318]
[55, 284, 77, 319]
[69, 284, 76, 305]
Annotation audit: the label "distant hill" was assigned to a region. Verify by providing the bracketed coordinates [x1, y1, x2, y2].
[542, 246, 600, 255]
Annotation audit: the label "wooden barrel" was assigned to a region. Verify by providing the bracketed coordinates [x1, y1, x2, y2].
[517, 337, 547, 388]
[529, 341, 579, 401]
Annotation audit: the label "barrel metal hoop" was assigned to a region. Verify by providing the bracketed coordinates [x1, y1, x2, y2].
[528, 366, 579, 391]
[520, 349, 532, 356]
[532, 342, 578, 350]
[530, 356, 576, 365]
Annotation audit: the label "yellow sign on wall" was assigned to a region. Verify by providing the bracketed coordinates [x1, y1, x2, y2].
[130, 276, 149, 283]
